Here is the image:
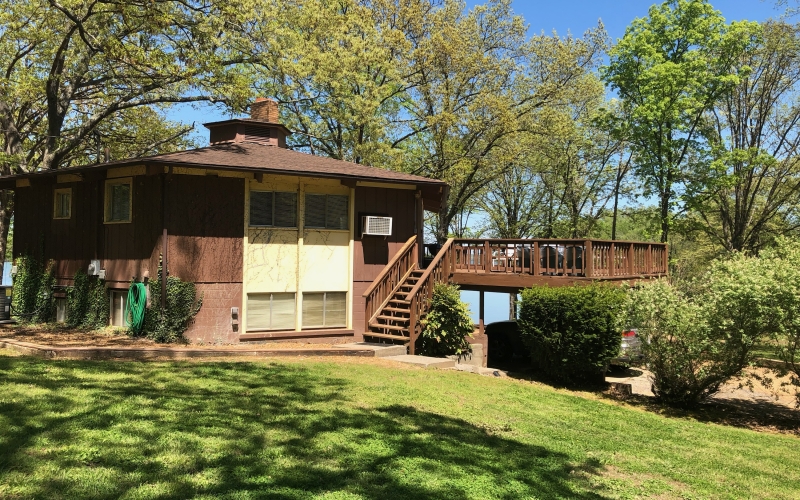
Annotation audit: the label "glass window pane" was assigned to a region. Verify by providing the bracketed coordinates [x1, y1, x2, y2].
[274, 192, 297, 227]
[302, 293, 325, 328]
[247, 293, 272, 330]
[325, 292, 347, 327]
[55, 191, 71, 218]
[305, 194, 326, 228]
[326, 195, 349, 230]
[250, 191, 273, 226]
[271, 293, 296, 330]
[109, 183, 131, 222]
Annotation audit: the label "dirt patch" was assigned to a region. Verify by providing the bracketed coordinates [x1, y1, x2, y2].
[0, 324, 339, 350]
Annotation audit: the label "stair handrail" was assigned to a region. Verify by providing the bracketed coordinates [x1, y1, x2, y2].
[362, 235, 418, 334]
[405, 238, 455, 354]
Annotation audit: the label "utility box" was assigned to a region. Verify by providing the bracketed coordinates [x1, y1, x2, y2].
[0, 286, 12, 321]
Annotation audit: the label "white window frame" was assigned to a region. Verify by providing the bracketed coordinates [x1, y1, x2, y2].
[53, 187, 72, 219]
[104, 178, 133, 224]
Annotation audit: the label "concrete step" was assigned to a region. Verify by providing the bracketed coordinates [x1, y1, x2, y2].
[384, 354, 455, 369]
[333, 342, 407, 357]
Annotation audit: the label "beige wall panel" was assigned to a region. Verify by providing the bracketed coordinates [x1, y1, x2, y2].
[246, 229, 299, 292]
[300, 230, 350, 292]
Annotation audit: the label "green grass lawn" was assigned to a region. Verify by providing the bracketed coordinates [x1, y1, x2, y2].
[1, 350, 799, 500]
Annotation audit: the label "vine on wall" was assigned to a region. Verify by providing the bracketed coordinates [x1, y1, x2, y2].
[11, 254, 56, 323]
[67, 270, 109, 329]
[136, 262, 203, 343]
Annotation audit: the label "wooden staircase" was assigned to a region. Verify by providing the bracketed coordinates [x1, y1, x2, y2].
[365, 268, 423, 344]
[362, 236, 454, 354]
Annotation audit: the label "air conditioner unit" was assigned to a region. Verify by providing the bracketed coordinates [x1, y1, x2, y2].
[88, 259, 101, 276]
[361, 216, 393, 238]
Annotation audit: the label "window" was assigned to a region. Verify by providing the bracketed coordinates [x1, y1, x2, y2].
[250, 191, 297, 227]
[110, 290, 129, 327]
[105, 179, 132, 223]
[305, 194, 349, 230]
[56, 298, 68, 323]
[302, 292, 346, 328]
[53, 188, 72, 219]
[247, 293, 296, 330]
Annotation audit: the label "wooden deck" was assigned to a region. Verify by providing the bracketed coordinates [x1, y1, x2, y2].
[446, 239, 667, 292]
[362, 237, 668, 354]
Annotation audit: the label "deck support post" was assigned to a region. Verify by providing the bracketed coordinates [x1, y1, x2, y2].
[479, 290, 485, 337]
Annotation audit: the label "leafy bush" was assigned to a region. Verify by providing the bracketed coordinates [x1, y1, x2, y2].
[11, 255, 56, 323]
[417, 282, 473, 357]
[67, 270, 110, 329]
[518, 284, 625, 385]
[139, 265, 202, 343]
[622, 253, 771, 408]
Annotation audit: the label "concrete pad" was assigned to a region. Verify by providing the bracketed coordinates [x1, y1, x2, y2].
[446, 343, 484, 367]
[385, 354, 455, 369]
[454, 364, 507, 377]
[332, 342, 407, 357]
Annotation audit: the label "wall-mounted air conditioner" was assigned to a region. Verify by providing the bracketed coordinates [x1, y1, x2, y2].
[361, 216, 393, 238]
[88, 259, 101, 276]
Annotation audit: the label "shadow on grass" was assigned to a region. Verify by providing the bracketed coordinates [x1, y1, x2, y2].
[0, 357, 609, 499]
[603, 393, 800, 436]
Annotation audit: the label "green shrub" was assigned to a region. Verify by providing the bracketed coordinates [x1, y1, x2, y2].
[66, 270, 109, 329]
[518, 284, 625, 385]
[139, 265, 202, 343]
[417, 282, 473, 357]
[622, 259, 769, 407]
[11, 255, 56, 323]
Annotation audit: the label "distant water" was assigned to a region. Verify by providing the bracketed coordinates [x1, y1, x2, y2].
[2, 262, 10, 286]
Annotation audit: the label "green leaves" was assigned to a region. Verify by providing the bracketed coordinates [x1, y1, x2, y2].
[417, 282, 473, 357]
[518, 284, 626, 385]
[601, 0, 761, 243]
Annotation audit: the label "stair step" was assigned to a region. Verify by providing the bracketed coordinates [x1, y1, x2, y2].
[399, 284, 414, 289]
[383, 307, 410, 314]
[370, 323, 408, 332]
[377, 315, 409, 323]
[364, 331, 410, 342]
[388, 299, 411, 305]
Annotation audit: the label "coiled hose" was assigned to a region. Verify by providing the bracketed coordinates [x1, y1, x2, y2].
[126, 282, 147, 334]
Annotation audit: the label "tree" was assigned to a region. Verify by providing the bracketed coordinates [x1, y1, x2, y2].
[601, 0, 759, 243]
[0, 0, 252, 272]
[694, 21, 800, 253]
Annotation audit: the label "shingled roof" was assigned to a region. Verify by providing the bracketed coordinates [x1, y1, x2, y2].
[0, 141, 444, 187]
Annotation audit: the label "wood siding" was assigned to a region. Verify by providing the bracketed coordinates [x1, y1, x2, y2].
[352, 186, 418, 336]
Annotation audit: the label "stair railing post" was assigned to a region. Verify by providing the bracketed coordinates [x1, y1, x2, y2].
[484, 240, 491, 272]
[647, 244, 653, 275]
[609, 242, 615, 277]
[409, 296, 417, 355]
[628, 242, 635, 276]
[584, 240, 592, 278]
[533, 241, 540, 276]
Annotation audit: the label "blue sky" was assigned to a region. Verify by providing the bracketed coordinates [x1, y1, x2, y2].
[168, 0, 784, 325]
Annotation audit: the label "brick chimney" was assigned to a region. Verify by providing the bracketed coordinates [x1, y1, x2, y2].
[204, 97, 290, 147]
[250, 97, 280, 122]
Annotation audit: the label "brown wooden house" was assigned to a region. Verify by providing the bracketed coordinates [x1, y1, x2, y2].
[1, 98, 447, 343]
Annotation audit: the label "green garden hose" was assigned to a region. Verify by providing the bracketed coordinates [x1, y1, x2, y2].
[126, 282, 147, 334]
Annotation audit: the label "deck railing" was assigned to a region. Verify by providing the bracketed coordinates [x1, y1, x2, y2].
[405, 238, 454, 355]
[362, 235, 418, 332]
[450, 239, 668, 278]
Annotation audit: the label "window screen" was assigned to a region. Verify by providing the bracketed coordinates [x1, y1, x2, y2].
[302, 292, 346, 328]
[304, 194, 349, 230]
[54, 189, 71, 219]
[110, 290, 129, 327]
[247, 293, 296, 330]
[107, 182, 131, 222]
[250, 191, 297, 227]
